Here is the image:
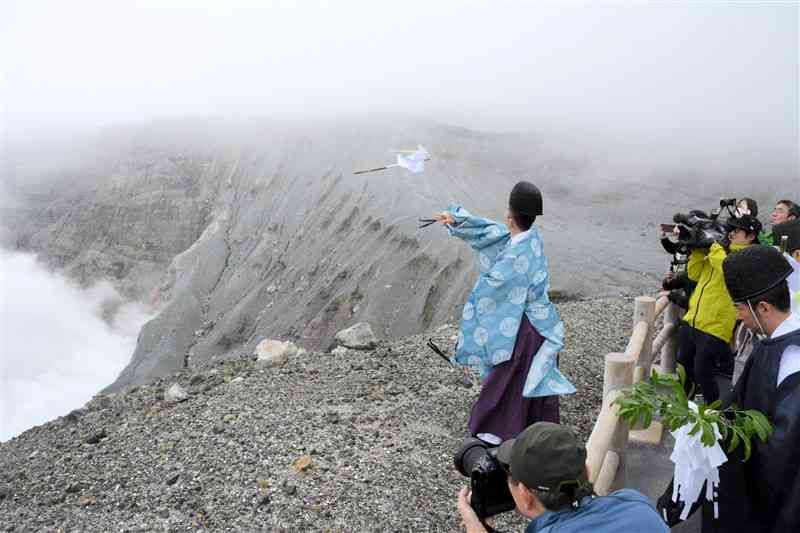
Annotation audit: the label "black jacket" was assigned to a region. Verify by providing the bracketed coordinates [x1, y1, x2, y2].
[703, 327, 800, 532]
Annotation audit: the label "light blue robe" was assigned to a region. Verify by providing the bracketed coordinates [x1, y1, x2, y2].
[446, 204, 576, 398]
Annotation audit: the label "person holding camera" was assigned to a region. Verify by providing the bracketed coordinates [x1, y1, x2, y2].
[432, 182, 575, 442]
[456, 422, 668, 533]
[677, 213, 761, 404]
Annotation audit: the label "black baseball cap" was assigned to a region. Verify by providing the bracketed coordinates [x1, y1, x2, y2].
[495, 422, 587, 493]
[725, 214, 762, 235]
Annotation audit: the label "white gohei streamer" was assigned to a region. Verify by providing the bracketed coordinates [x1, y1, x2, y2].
[395, 145, 429, 175]
[669, 401, 728, 520]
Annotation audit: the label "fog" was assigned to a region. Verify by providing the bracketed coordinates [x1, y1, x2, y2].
[3, 1, 798, 158]
[1, 1, 797, 438]
[0, 250, 152, 441]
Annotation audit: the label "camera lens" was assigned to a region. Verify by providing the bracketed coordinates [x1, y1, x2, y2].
[453, 438, 490, 477]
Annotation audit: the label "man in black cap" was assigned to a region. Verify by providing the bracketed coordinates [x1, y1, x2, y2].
[664, 246, 800, 532]
[456, 422, 668, 532]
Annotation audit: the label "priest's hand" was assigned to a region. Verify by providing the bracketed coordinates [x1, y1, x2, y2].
[433, 212, 455, 226]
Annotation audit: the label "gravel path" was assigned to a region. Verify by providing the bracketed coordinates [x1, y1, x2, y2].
[0, 296, 635, 532]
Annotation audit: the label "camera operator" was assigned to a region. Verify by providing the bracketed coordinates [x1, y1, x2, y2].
[456, 422, 668, 533]
[678, 213, 761, 404]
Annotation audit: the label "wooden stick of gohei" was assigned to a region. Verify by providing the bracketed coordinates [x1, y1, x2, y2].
[353, 158, 431, 175]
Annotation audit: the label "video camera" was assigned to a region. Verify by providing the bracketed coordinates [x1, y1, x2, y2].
[454, 437, 516, 519]
[660, 198, 739, 268]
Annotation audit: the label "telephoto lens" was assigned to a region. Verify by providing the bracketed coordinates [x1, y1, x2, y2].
[453, 437, 516, 518]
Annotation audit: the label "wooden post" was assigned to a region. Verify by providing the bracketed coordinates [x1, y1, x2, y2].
[632, 296, 656, 381]
[603, 352, 636, 404]
[660, 302, 680, 374]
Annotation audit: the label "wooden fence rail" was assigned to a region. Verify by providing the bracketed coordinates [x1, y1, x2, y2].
[585, 295, 681, 495]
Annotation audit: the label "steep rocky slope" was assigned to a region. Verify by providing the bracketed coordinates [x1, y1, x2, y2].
[0, 297, 632, 532]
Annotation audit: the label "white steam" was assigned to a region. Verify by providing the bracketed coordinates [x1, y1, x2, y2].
[0, 250, 152, 442]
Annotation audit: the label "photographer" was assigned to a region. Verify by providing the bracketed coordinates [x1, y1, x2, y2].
[456, 422, 668, 533]
[678, 213, 761, 403]
[432, 182, 574, 441]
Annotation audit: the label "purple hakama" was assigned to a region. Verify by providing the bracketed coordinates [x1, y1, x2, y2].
[467, 314, 560, 440]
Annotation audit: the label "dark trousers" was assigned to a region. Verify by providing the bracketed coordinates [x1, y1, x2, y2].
[676, 323, 728, 404]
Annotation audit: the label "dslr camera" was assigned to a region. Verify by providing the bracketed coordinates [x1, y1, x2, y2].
[454, 437, 516, 518]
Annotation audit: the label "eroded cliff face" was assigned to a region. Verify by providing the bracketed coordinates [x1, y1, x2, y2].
[5, 118, 675, 390]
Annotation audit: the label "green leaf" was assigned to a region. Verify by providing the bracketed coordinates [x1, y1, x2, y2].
[742, 433, 752, 462]
[727, 429, 740, 454]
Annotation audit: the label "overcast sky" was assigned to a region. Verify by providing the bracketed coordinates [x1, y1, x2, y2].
[2, 0, 798, 153]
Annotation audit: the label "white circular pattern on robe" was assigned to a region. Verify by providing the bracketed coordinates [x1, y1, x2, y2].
[462, 302, 475, 320]
[527, 286, 540, 301]
[487, 226, 502, 239]
[468, 355, 483, 367]
[547, 379, 571, 393]
[531, 304, 549, 320]
[499, 317, 519, 337]
[473, 327, 489, 346]
[492, 349, 511, 364]
[509, 286, 527, 305]
[513, 255, 530, 274]
[532, 270, 546, 285]
[456, 331, 464, 350]
[479, 252, 492, 271]
[486, 271, 505, 288]
[477, 297, 496, 315]
[530, 238, 542, 257]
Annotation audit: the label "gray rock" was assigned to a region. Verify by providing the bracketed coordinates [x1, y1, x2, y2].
[330, 346, 350, 357]
[254, 339, 298, 367]
[334, 323, 377, 350]
[85, 429, 107, 444]
[281, 480, 297, 496]
[165, 383, 189, 403]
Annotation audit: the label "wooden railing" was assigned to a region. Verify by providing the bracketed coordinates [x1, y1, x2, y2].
[585, 295, 680, 495]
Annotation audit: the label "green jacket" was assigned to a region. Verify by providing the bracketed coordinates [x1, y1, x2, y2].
[682, 242, 752, 343]
[758, 231, 773, 246]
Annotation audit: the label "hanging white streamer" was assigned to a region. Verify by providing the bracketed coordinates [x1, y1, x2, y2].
[395, 145, 429, 174]
[669, 402, 728, 519]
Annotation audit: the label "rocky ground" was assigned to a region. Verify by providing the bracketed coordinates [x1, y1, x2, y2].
[0, 297, 633, 532]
